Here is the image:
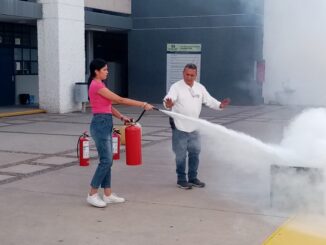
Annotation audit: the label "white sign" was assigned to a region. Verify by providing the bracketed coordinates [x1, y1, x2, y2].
[166, 44, 201, 92]
[15, 38, 21, 45]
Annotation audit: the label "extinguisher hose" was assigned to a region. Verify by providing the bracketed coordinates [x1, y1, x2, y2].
[134, 109, 146, 123]
[133, 107, 160, 123]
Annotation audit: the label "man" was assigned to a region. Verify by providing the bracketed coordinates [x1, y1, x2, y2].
[164, 63, 230, 189]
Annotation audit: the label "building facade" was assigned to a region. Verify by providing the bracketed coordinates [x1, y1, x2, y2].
[2, 0, 322, 113]
[129, 0, 264, 105]
[0, 0, 131, 112]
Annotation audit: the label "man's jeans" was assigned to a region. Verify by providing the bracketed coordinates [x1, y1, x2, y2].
[172, 128, 201, 182]
[90, 114, 113, 189]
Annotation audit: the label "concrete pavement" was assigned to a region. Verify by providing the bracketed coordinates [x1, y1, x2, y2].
[0, 105, 307, 245]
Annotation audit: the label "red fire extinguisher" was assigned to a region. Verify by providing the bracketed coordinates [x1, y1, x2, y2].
[112, 128, 120, 160]
[77, 131, 90, 166]
[125, 122, 142, 166]
[124, 109, 157, 166]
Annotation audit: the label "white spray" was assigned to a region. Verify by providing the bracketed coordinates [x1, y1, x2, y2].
[160, 108, 326, 214]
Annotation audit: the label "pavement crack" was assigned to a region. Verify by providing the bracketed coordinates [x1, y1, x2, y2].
[128, 200, 289, 219]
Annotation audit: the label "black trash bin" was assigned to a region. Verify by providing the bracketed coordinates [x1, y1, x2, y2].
[19, 94, 30, 105]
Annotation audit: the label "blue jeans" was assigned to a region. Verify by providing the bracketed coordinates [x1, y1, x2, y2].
[172, 128, 201, 182]
[90, 114, 113, 189]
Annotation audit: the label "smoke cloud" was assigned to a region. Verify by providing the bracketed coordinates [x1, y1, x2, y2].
[162, 108, 326, 215]
[263, 0, 326, 106]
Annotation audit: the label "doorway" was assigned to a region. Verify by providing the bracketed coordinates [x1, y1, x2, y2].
[0, 47, 15, 106]
[93, 32, 128, 97]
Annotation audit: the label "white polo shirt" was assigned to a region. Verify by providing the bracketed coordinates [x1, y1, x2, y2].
[164, 79, 221, 132]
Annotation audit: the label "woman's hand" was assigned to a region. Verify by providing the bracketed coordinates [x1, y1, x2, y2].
[143, 103, 154, 111]
[121, 115, 132, 123]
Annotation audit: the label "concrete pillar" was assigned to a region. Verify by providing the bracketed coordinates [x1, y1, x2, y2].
[37, 0, 85, 113]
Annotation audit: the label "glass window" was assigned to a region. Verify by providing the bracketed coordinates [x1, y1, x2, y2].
[3, 35, 11, 45]
[31, 49, 37, 61]
[23, 61, 31, 75]
[31, 62, 38, 74]
[23, 49, 30, 60]
[16, 61, 21, 71]
[22, 35, 30, 46]
[16, 61, 23, 75]
[14, 48, 22, 60]
[31, 31, 37, 47]
[1, 23, 38, 74]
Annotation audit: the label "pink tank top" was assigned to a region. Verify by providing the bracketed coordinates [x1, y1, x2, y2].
[89, 80, 112, 114]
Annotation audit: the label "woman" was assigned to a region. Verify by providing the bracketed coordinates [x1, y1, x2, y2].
[87, 59, 154, 208]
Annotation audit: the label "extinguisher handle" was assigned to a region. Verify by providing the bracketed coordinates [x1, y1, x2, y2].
[113, 128, 121, 134]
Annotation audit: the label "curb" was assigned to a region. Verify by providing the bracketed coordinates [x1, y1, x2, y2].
[0, 109, 46, 118]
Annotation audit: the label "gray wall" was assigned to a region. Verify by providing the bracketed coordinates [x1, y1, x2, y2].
[0, 0, 42, 19]
[15, 75, 39, 105]
[128, 0, 264, 105]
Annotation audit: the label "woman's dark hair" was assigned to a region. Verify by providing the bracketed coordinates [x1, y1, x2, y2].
[87, 59, 107, 87]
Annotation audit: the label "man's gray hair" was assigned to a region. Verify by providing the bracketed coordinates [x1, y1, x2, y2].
[184, 63, 197, 71]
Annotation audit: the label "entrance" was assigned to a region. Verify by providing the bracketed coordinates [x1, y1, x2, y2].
[93, 32, 128, 97]
[0, 48, 15, 106]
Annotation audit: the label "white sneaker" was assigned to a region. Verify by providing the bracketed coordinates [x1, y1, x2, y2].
[87, 193, 106, 208]
[103, 193, 125, 204]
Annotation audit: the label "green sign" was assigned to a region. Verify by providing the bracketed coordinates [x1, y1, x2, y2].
[167, 44, 201, 53]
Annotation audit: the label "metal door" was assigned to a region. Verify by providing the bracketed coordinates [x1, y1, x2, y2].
[0, 48, 15, 106]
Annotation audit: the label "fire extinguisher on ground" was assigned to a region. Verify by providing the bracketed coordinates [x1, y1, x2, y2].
[112, 128, 121, 160]
[77, 131, 90, 166]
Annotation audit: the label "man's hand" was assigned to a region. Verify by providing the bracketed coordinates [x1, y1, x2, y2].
[219, 98, 231, 109]
[164, 98, 174, 109]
